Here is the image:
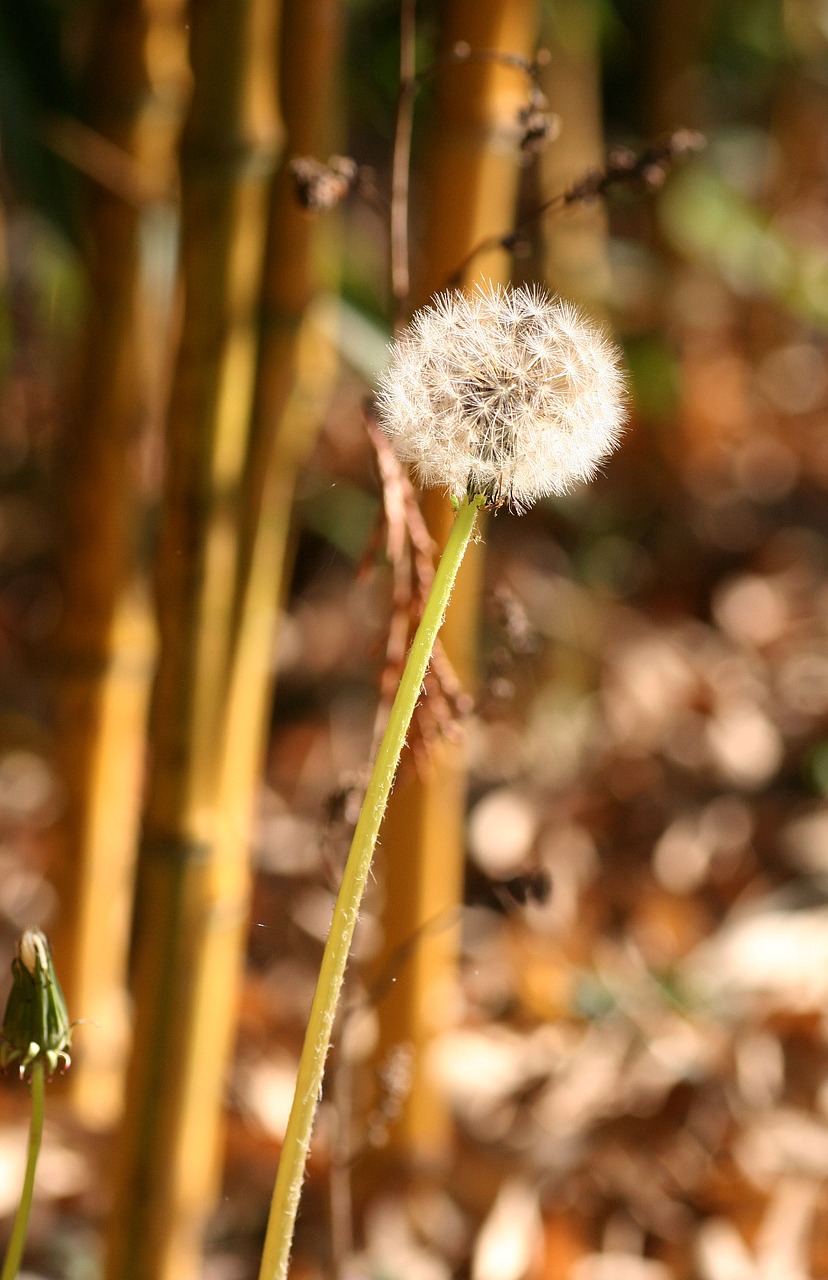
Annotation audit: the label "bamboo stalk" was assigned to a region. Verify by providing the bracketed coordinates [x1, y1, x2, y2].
[370, 0, 542, 1164]
[105, 0, 284, 1276]
[48, 0, 189, 1129]
[228, 0, 343, 703]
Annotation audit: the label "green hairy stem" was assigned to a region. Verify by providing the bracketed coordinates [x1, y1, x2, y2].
[258, 493, 485, 1280]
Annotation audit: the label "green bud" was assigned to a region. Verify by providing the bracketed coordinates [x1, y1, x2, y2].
[0, 929, 72, 1079]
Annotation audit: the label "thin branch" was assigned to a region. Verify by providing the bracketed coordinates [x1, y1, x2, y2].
[445, 128, 707, 289]
[390, 0, 418, 328]
[293, 43, 557, 304]
[42, 114, 172, 206]
[415, 43, 547, 90]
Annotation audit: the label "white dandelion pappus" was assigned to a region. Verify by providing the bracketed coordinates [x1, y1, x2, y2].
[376, 282, 627, 510]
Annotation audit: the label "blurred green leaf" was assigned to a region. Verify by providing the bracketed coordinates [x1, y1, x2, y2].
[624, 334, 681, 421]
[660, 166, 828, 328]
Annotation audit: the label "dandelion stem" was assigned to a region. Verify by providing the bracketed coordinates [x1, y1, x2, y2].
[1, 1061, 45, 1280]
[257, 493, 485, 1280]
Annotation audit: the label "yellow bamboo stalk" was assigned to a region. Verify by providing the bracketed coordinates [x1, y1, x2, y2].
[105, 0, 283, 1276]
[226, 0, 343, 729]
[371, 0, 541, 1164]
[48, 0, 189, 1129]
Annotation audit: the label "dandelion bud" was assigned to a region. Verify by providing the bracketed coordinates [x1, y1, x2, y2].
[376, 283, 626, 510]
[0, 928, 72, 1079]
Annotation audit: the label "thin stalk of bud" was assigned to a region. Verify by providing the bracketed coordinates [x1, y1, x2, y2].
[257, 493, 486, 1280]
[0, 929, 71, 1280]
[0, 1059, 44, 1280]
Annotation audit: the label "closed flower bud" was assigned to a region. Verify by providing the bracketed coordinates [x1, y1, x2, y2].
[376, 282, 626, 510]
[0, 929, 72, 1079]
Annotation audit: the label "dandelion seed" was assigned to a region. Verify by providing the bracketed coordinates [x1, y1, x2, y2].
[376, 282, 626, 510]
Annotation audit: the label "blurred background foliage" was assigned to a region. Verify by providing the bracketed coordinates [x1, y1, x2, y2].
[0, 0, 827, 1278]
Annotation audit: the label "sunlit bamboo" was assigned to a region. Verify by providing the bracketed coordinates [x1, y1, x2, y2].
[105, 0, 283, 1275]
[48, 0, 188, 1129]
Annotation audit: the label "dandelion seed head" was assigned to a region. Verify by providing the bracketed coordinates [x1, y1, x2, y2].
[376, 282, 627, 509]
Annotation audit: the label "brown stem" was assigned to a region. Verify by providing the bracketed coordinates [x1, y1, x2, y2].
[416, 45, 540, 89]
[390, 0, 417, 328]
[444, 129, 705, 288]
[445, 190, 566, 286]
